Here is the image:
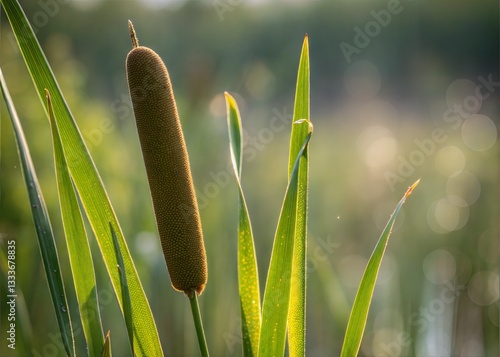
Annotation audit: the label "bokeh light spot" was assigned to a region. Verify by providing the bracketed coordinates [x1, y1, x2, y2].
[434, 145, 465, 177]
[446, 171, 481, 206]
[357, 126, 397, 169]
[427, 197, 469, 233]
[435, 199, 459, 231]
[244, 61, 275, 99]
[446, 79, 481, 116]
[372, 328, 404, 357]
[209, 93, 226, 117]
[423, 249, 456, 284]
[365, 136, 398, 169]
[468, 270, 499, 306]
[461, 114, 497, 151]
[135, 231, 160, 257]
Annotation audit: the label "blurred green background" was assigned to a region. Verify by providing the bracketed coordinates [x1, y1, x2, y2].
[1, 0, 498, 356]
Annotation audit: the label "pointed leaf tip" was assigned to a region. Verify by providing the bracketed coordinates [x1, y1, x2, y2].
[405, 179, 420, 198]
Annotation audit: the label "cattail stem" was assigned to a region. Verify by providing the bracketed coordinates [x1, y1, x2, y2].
[188, 290, 210, 357]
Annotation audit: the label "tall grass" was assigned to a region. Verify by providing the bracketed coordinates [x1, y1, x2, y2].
[1, 0, 419, 356]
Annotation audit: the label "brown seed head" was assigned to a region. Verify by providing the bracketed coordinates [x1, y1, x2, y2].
[126, 27, 207, 295]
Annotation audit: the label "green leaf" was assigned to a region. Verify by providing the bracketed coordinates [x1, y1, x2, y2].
[0, 1, 163, 355]
[258, 119, 313, 357]
[287, 34, 310, 357]
[225, 92, 261, 357]
[0, 69, 75, 356]
[47, 90, 104, 357]
[288, 35, 311, 174]
[340, 180, 420, 357]
[110, 224, 134, 354]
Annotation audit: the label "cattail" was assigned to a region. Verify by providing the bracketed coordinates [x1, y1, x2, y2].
[126, 21, 207, 295]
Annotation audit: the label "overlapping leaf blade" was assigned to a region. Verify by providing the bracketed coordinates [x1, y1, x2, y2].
[101, 332, 112, 357]
[0, 1, 163, 355]
[225, 92, 261, 357]
[0, 70, 75, 356]
[258, 119, 313, 357]
[47, 90, 104, 357]
[110, 224, 134, 354]
[287, 34, 310, 357]
[340, 180, 420, 357]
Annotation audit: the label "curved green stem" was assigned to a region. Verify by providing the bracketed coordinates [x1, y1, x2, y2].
[188, 290, 210, 357]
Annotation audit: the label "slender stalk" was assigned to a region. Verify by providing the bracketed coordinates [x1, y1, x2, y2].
[188, 290, 210, 357]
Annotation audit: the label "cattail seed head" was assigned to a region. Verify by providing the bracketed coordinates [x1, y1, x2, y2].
[126, 21, 207, 295]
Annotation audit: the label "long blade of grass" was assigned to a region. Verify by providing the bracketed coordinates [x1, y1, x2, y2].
[0, 1, 163, 355]
[225, 92, 261, 357]
[110, 224, 134, 354]
[47, 90, 104, 357]
[258, 119, 313, 357]
[0, 69, 75, 356]
[340, 179, 420, 357]
[287, 34, 310, 357]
